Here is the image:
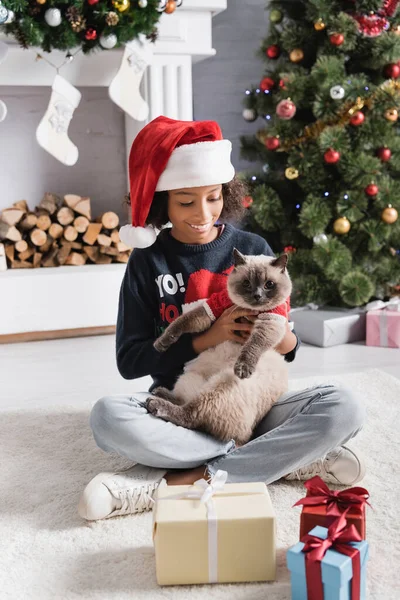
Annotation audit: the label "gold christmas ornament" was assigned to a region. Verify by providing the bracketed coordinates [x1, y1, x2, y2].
[290, 49, 304, 63]
[165, 0, 176, 13]
[314, 19, 326, 31]
[112, 0, 130, 12]
[381, 204, 398, 224]
[36, 0, 47, 4]
[106, 11, 119, 26]
[333, 217, 351, 235]
[285, 167, 299, 180]
[384, 107, 399, 122]
[391, 24, 400, 35]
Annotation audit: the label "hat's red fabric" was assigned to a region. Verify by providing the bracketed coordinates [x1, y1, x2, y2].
[128, 115, 223, 228]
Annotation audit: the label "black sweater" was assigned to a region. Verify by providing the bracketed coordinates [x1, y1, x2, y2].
[116, 223, 300, 392]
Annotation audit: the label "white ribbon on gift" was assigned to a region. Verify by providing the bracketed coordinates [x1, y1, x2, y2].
[365, 297, 400, 347]
[156, 469, 227, 583]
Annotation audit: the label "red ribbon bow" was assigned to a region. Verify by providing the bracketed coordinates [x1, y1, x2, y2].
[301, 512, 363, 600]
[293, 475, 371, 517]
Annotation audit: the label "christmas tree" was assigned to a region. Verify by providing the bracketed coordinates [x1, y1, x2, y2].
[241, 0, 400, 307]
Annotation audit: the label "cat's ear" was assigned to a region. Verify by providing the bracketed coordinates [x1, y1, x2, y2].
[233, 248, 247, 267]
[271, 254, 288, 273]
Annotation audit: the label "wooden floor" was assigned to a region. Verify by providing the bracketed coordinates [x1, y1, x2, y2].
[1, 334, 399, 411]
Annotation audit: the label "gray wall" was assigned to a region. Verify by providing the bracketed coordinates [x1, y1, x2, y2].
[0, 0, 267, 218]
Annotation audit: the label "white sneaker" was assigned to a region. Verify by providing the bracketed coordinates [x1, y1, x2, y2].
[284, 445, 366, 486]
[78, 464, 167, 521]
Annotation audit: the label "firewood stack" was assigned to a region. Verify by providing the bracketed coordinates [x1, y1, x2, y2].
[0, 193, 132, 269]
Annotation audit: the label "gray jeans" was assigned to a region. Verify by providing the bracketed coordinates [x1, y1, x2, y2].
[90, 384, 366, 483]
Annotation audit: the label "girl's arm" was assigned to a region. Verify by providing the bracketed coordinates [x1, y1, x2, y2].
[116, 254, 198, 380]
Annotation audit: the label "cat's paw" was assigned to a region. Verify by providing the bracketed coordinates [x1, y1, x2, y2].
[234, 361, 254, 380]
[146, 397, 172, 420]
[153, 335, 175, 353]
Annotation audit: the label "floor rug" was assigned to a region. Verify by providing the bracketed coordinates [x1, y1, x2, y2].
[2, 369, 399, 599]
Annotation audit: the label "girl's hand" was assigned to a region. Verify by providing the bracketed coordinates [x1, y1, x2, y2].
[192, 306, 259, 353]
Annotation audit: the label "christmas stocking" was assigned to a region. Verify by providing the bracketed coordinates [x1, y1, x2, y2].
[0, 41, 8, 123]
[109, 34, 153, 122]
[36, 74, 81, 166]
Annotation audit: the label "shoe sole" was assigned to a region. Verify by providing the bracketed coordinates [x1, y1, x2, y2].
[331, 445, 366, 486]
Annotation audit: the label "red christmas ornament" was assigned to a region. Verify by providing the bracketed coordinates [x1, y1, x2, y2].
[384, 63, 400, 79]
[87, 0, 99, 4]
[276, 99, 296, 120]
[283, 245, 297, 254]
[330, 32, 344, 46]
[353, 14, 390, 37]
[365, 183, 379, 196]
[350, 111, 365, 126]
[242, 196, 253, 208]
[279, 78, 287, 89]
[260, 77, 275, 92]
[377, 147, 392, 161]
[85, 28, 97, 40]
[324, 148, 341, 164]
[266, 45, 280, 59]
[265, 136, 280, 151]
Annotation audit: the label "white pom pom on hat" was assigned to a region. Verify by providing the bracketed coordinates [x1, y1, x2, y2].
[121, 115, 235, 248]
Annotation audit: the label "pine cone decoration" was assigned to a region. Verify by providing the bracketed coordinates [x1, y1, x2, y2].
[27, 0, 41, 17]
[66, 6, 80, 21]
[66, 8, 87, 33]
[106, 11, 119, 26]
[14, 25, 29, 50]
[147, 29, 158, 43]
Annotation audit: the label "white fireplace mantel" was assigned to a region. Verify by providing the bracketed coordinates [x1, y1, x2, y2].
[0, 0, 227, 342]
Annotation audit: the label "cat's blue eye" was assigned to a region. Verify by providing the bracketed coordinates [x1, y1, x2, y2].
[264, 280, 275, 290]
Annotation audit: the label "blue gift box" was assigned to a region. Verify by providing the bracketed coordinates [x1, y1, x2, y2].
[286, 525, 369, 600]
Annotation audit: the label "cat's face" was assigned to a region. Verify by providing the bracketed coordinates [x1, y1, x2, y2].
[227, 249, 292, 310]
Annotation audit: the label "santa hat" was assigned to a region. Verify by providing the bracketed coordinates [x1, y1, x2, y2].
[119, 116, 235, 248]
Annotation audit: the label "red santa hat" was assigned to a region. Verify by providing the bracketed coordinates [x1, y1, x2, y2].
[119, 115, 235, 248]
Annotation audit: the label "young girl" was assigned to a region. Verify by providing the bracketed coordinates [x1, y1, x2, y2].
[78, 116, 366, 521]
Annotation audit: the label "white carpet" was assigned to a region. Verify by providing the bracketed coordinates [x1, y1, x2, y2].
[2, 369, 399, 600]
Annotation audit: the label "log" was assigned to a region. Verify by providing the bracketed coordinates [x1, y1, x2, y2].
[42, 246, 59, 268]
[12, 260, 34, 269]
[48, 223, 64, 240]
[57, 243, 72, 265]
[5, 244, 15, 264]
[19, 213, 38, 231]
[18, 247, 35, 261]
[74, 197, 91, 220]
[36, 214, 52, 231]
[97, 233, 112, 247]
[30, 228, 47, 247]
[13, 200, 29, 212]
[57, 207, 75, 226]
[96, 211, 119, 230]
[39, 236, 55, 254]
[0, 223, 22, 242]
[1, 208, 24, 226]
[95, 254, 113, 265]
[33, 252, 42, 268]
[116, 241, 131, 253]
[64, 226, 78, 242]
[15, 240, 28, 253]
[70, 242, 83, 250]
[65, 252, 87, 266]
[64, 194, 82, 210]
[0, 243, 7, 271]
[83, 246, 100, 263]
[38, 192, 60, 215]
[100, 245, 119, 256]
[82, 223, 102, 245]
[110, 230, 120, 244]
[115, 253, 130, 264]
[73, 216, 89, 233]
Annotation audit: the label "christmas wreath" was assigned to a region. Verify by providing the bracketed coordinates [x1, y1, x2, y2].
[0, 0, 182, 53]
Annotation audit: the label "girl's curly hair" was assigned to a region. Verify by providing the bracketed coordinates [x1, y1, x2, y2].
[123, 176, 248, 229]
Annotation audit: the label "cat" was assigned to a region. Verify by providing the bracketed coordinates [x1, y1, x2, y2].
[146, 249, 292, 446]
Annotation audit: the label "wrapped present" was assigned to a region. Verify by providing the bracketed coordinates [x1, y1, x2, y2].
[152, 469, 276, 585]
[293, 476, 370, 540]
[287, 513, 369, 600]
[366, 298, 400, 348]
[290, 306, 366, 347]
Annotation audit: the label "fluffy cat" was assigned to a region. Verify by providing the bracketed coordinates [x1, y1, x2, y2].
[146, 249, 292, 446]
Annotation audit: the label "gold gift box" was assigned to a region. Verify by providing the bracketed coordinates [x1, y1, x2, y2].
[152, 480, 276, 586]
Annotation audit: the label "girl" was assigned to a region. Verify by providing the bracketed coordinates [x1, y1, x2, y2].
[78, 116, 366, 521]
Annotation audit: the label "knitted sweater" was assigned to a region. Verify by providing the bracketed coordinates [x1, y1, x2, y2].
[116, 223, 300, 392]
